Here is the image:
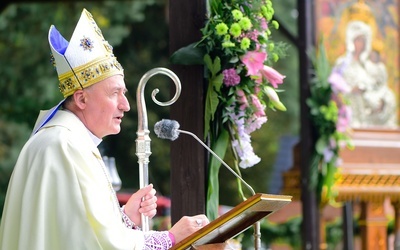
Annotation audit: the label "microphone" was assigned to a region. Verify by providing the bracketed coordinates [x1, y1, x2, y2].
[153, 119, 180, 141]
[154, 119, 255, 195]
[154, 119, 261, 249]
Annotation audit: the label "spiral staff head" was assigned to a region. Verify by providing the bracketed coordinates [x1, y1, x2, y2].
[136, 68, 181, 232]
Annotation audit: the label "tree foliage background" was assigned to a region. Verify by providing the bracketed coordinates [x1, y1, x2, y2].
[0, 0, 299, 217]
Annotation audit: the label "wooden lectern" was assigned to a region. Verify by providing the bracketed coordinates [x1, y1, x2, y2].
[170, 193, 292, 250]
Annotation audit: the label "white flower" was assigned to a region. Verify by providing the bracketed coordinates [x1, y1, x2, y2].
[229, 105, 263, 169]
[245, 115, 268, 134]
[239, 151, 261, 169]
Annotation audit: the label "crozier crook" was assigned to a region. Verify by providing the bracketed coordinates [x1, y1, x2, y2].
[136, 67, 181, 232]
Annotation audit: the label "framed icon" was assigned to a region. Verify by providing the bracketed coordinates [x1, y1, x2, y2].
[315, 0, 399, 128]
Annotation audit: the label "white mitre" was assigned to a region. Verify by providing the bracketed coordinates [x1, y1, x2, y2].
[49, 8, 123, 98]
[32, 8, 123, 136]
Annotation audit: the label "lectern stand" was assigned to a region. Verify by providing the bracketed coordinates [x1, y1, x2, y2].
[170, 193, 292, 250]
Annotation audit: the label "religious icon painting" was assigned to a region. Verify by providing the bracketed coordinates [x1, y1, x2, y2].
[315, 0, 400, 128]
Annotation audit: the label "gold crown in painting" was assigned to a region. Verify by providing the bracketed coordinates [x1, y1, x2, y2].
[48, 8, 123, 98]
[347, 0, 375, 24]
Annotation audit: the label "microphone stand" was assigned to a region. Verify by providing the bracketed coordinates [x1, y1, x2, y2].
[136, 68, 181, 231]
[177, 129, 262, 249]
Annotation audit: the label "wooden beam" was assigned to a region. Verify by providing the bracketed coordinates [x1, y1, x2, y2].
[298, 0, 320, 249]
[168, 0, 207, 224]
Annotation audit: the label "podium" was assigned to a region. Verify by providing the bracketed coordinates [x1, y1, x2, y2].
[170, 193, 292, 250]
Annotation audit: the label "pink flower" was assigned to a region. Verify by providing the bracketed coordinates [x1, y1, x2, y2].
[222, 68, 241, 87]
[258, 65, 285, 88]
[336, 105, 352, 132]
[259, 17, 268, 30]
[250, 95, 265, 117]
[241, 51, 267, 76]
[245, 115, 267, 134]
[246, 30, 259, 43]
[328, 71, 350, 94]
[236, 89, 249, 110]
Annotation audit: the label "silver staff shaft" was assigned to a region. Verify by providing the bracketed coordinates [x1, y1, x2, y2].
[136, 67, 181, 232]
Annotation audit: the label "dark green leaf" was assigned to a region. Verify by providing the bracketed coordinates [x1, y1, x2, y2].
[170, 42, 206, 65]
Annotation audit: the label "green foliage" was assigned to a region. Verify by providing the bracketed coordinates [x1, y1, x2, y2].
[203, 54, 224, 139]
[170, 42, 205, 65]
[307, 41, 353, 205]
[170, 0, 290, 218]
[203, 0, 300, 208]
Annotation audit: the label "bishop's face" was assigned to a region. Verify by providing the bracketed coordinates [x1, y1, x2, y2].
[82, 75, 130, 138]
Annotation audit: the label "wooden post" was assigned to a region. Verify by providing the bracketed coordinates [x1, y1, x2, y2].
[298, 0, 320, 249]
[392, 201, 400, 249]
[342, 202, 354, 250]
[168, 0, 207, 224]
[359, 201, 388, 250]
[319, 207, 328, 250]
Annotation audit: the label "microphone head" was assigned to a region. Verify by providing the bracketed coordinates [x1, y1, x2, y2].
[154, 119, 180, 141]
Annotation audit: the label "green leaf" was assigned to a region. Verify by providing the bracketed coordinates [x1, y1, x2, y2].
[309, 152, 321, 191]
[212, 73, 224, 92]
[204, 80, 220, 137]
[322, 161, 338, 201]
[212, 57, 221, 76]
[204, 54, 221, 77]
[203, 55, 223, 137]
[170, 42, 206, 65]
[204, 54, 213, 73]
[208, 0, 221, 15]
[229, 56, 239, 64]
[315, 136, 328, 154]
[209, 89, 220, 120]
[206, 128, 229, 220]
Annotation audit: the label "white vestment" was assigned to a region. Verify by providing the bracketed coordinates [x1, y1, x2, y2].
[0, 110, 145, 250]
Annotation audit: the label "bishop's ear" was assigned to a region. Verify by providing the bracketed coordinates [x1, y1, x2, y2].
[72, 89, 87, 109]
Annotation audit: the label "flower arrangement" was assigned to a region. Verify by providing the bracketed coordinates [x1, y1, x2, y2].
[171, 0, 288, 219]
[307, 41, 354, 205]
